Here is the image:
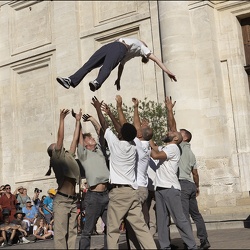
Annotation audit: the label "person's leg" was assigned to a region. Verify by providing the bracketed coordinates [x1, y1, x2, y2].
[147, 190, 157, 235]
[100, 191, 109, 250]
[95, 42, 127, 86]
[180, 180, 193, 228]
[188, 183, 210, 248]
[53, 195, 70, 249]
[166, 187, 197, 249]
[155, 189, 171, 249]
[69, 44, 109, 87]
[79, 191, 103, 250]
[127, 187, 149, 249]
[126, 196, 157, 249]
[67, 199, 78, 250]
[107, 187, 134, 249]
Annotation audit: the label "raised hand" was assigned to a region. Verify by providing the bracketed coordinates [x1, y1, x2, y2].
[132, 97, 139, 108]
[91, 96, 103, 110]
[115, 95, 122, 107]
[165, 96, 176, 110]
[101, 102, 111, 115]
[60, 109, 70, 120]
[168, 73, 177, 82]
[82, 114, 91, 122]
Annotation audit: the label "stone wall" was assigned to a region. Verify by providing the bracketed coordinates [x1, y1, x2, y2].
[0, 0, 249, 218]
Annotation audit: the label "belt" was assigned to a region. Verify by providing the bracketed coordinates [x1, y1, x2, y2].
[112, 184, 131, 188]
[156, 187, 168, 191]
[57, 191, 77, 199]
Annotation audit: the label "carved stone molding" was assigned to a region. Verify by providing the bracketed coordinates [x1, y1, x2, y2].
[9, 0, 52, 56]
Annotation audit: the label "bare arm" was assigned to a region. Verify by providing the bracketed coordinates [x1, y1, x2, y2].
[82, 114, 102, 136]
[149, 140, 167, 160]
[115, 64, 124, 90]
[132, 97, 142, 137]
[148, 54, 177, 82]
[165, 96, 177, 132]
[92, 96, 108, 133]
[116, 95, 127, 126]
[55, 109, 70, 150]
[69, 109, 82, 155]
[192, 168, 200, 196]
[83, 113, 105, 148]
[101, 102, 122, 136]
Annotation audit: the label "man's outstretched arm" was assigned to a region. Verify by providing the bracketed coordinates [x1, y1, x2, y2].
[148, 54, 177, 82]
[69, 109, 82, 155]
[101, 102, 121, 136]
[56, 109, 70, 150]
[165, 96, 177, 132]
[115, 64, 124, 90]
[116, 95, 127, 126]
[92, 96, 108, 133]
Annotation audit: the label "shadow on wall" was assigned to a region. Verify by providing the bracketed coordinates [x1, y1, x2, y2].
[244, 215, 250, 228]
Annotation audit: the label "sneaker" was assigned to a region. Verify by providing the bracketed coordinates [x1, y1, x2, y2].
[7, 240, 13, 246]
[22, 237, 30, 244]
[89, 80, 101, 92]
[200, 239, 211, 249]
[56, 77, 71, 89]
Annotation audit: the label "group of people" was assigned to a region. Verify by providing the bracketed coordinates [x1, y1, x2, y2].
[0, 184, 56, 246]
[47, 91, 211, 250]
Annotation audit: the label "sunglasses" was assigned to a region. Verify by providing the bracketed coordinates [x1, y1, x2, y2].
[5, 187, 11, 190]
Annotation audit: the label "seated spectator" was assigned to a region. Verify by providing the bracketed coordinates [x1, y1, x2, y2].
[38, 195, 46, 219]
[14, 186, 30, 209]
[43, 189, 56, 224]
[0, 184, 18, 222]
[32, 188, 42, 213]
[22, 199, 38, 233]
[0, 211, 24, 246]
[33, 218, 52, 240]
[11, 210, 30, 244]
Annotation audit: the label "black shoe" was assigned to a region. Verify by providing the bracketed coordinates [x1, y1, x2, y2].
[7, 239, 13, 246]
[56, 77, 71, 89]
[200, 239, 210, 249]
[89, 80, 101, 92]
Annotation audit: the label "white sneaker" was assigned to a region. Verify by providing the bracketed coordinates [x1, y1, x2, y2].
[56, 77, 71, 89]
[22, 237, 30, 244]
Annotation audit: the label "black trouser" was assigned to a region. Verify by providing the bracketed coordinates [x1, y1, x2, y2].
[70, 42, 127, 87]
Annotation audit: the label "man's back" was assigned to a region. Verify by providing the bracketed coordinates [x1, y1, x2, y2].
[178, 141, 197, 182]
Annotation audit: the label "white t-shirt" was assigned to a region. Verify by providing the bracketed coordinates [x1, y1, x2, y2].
[134, 137, 151, 187]
[104, 128, 138, 189]
[154, 144, 181, 190]
[117, 37, 152, 65]
[147, 157, 158, 191]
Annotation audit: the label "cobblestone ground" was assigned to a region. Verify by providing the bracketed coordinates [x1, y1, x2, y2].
[3, 228, 250, 249]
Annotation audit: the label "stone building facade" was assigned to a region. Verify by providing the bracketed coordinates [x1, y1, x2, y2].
[0, 0, 249, 221]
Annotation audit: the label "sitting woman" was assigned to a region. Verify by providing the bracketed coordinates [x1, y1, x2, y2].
[33, 218, 52, 240]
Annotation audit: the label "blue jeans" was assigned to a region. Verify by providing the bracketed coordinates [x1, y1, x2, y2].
[70, 42, 127, 87]
[78, 189, 109, 250]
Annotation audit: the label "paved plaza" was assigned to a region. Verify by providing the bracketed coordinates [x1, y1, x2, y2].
[3, 227, 250, 249]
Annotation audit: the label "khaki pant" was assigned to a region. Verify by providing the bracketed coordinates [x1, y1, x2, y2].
[53, 194, 77, 249]
[107, 186, 156, 249]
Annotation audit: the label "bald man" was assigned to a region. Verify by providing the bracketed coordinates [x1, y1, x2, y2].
[150, 128, 197, 249]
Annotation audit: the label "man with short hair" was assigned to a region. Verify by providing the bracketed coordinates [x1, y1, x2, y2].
[92, 96, 157, 249]
[150, 96, 197, 250]
[0, 185, 18, 222]
[165, 96, 210, 250]
[56, 37, 176, 92]
[77, 113, 110, 250]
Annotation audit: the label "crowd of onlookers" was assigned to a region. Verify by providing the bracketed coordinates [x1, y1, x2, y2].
[0, 184, 56, 247]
